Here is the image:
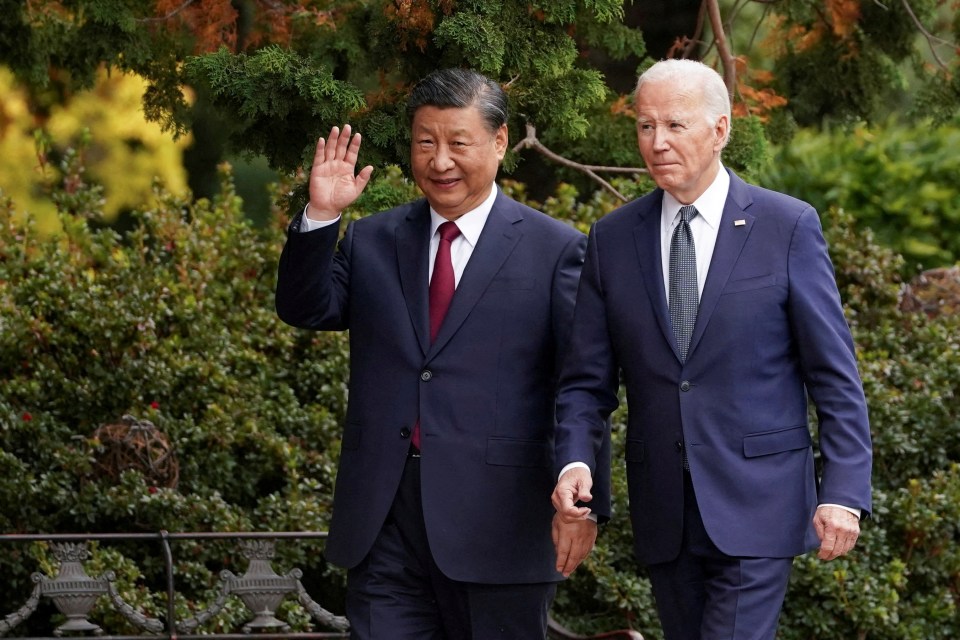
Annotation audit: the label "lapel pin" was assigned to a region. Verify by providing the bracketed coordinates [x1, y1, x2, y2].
[734, 219, 746, 227]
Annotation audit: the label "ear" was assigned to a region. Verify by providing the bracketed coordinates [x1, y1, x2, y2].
[714, 114, 730, 152]
[494, 124, 509, 160]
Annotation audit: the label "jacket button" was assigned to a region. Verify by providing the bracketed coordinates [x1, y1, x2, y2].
[400, 427, 411, 439]
[680, 381, 691, 392]
[420, 370, 433, 381]
[675, 441, 684, 452]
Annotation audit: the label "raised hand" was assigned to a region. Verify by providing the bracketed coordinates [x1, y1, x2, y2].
[307, 124, 374, 220]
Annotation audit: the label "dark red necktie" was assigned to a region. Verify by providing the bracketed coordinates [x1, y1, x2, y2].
[429, 221, 462, 343]
[413, 221, 462, 450]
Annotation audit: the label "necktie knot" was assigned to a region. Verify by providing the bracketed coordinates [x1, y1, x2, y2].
[438, 221, 461, 243]
[679, 205, 698, 225]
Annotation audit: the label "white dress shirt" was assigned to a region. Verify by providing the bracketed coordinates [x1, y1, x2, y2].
[659, 165, 729, 300]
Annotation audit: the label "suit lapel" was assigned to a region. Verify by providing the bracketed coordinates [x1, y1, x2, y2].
[397, 202, 432, 355]
[688, 172, 755, 359]
[428, 193, 522, 357]
[632, 194, 676, 352]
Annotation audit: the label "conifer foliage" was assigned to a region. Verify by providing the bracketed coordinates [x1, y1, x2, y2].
[0, 0, 646, 173]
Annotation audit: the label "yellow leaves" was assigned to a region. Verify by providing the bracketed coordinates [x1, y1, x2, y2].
[0, 67, 191, 233]
[0, 69, 59, 234]
[112, 247, 130, 268]
[45, 69, 191, 220]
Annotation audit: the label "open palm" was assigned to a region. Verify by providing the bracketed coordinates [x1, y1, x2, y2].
[307, 124, 374, 219]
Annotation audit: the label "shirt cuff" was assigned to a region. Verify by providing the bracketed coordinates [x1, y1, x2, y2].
[818, 503, 862, 519]
[300, 205, 340, 232]
[559, 461, 590, 481]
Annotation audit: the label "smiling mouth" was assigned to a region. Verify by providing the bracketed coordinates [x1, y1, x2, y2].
[431, 178, 461, 187]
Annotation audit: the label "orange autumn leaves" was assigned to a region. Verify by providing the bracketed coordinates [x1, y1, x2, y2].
[151, 0, 338, 52]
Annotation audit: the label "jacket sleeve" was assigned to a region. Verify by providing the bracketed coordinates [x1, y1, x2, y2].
[275, 212, 352, 331]
[554, 224, 619, 518]
[787, 207, 873, 515]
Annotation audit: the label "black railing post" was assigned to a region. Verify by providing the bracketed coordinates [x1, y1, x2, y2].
[159, 530, 177, 639]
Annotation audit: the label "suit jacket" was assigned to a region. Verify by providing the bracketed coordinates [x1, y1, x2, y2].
[555, 170, 872, 565]
[276, 189, 605, 584]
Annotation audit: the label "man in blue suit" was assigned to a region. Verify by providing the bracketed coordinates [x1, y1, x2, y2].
[551, 59, 873, 639]
[276, 68, 603, 639]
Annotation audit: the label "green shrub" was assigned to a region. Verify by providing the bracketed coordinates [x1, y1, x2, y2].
[774, 210, 960, 640]
[759, 118, 960, 270]
[0, 152, 350, 630]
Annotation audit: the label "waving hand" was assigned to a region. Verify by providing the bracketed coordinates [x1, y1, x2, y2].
[307, 124, 374, 221]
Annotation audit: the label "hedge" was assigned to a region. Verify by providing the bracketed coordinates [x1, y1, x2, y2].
[760, 118, 960, 271]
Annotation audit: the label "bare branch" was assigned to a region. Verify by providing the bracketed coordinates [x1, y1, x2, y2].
[511, 124, 647, 203]
[705, 0, 737, 96]
[683, 0, 709, 59]
[900, 0, 954, 70]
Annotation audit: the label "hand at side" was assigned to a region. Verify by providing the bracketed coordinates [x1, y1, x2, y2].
[552, 513, 598, 577]
[814, 505, 861, 561]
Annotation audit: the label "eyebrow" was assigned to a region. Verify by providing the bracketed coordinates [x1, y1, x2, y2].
[637, 115, 692, 124]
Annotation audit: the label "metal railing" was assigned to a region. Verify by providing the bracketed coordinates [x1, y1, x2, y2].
[1, 531, 645, 640]
[0, 531, 349, 639]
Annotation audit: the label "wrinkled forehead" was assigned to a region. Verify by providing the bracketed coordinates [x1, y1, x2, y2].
[635, 87, 703, 123]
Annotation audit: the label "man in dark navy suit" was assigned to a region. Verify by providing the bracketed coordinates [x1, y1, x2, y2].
[276, 68, 606, 639]
[551, 59, 873, 639]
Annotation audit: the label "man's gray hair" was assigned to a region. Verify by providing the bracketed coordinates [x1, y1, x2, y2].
[634, 59, 732, 147]
[406, 68, 508, 133]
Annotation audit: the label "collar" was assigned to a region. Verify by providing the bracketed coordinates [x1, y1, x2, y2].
[429, 183, 497, 247]
[661, 164, 730, 230]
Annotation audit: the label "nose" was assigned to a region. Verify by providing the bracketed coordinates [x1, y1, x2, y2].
[651, 125, 670, 151]
[430, 144, 455, 171]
